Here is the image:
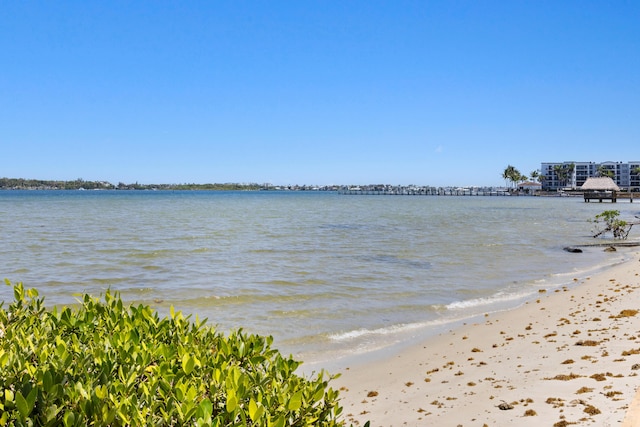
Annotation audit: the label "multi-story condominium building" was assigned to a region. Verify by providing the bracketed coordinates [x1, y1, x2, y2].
[540, 161, 640, 191]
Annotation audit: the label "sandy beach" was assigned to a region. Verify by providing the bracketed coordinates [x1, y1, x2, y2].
[335, 250, 640, 427]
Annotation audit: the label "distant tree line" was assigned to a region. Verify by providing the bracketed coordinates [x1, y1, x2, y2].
[0, 177, 265, 191]
[0, 178, 113, 190]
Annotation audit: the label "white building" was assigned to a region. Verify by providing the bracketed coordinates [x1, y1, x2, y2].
[540, 161, 640, 191]
[517, 181, 542, 193]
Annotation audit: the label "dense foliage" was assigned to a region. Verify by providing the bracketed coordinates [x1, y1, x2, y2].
[0, 281, 346, 426]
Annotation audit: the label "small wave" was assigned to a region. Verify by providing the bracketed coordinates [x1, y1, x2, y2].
[445, 290, 534, 310]
[249, 249, 276, 254]
[190, 247, 210, 253]
[262, 280, 300, 287]
[123, 249, 176, 259]
[268, 308, 320, 318]
[91, 277, 129, 285]
[319, 223, 369, 231]
[358, 255, 431, 270]
[303, 278, 327, 285]
[550, 255, 628, 279]
[329, 321, 439, 342]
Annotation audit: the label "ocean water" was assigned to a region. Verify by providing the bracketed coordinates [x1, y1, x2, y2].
[1, 190, 638, 369]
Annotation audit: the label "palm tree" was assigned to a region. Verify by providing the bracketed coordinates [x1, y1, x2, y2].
[553, 165, 566, 190]
[530, 170, 540, 182]
[553, 163, 575, 190]
[502, 165, 516, 188]
[502, 165, 524, 190]
[597, 165, 614, 178]
[516, 172, 528, 192]
[538, 174, 547, 191]
[517, 172, 528, 185]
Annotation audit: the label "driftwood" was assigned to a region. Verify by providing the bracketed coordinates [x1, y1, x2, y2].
[576, 241, 640, 248]
[565, 241, 640, 253]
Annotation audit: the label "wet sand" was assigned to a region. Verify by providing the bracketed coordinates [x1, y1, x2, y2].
[335, 250, 640, 426]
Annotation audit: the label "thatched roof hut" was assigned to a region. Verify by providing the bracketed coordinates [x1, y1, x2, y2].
[581, 177, 620, 202]
[580, 177, 620, 191]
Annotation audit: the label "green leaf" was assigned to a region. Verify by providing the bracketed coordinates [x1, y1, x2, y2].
[15, 391, 30, 418]
[43, 370, 53, 393]
[175, 383, 186, 402]
[197, 398, 213, 420]
[25, 388, 37, 417]
[95, 385, 107, 400]
[63, 411, 76, 427]
[288, 390, 303, 411]
[249, 399, 264, 421]
[182, 354, 195, 375]
[13, 282, 24, 301]
[186, 385, 197, 402]
[226, 390, 237, 413]
[45, 404, 61, 423]
[270, 415, 286, 427]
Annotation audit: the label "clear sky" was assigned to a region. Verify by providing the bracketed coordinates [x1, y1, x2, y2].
[2, 1, 638, 186]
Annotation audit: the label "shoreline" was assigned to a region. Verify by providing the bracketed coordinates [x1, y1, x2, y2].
[298, 248, 631, 374]
[334, 249, 640, 426]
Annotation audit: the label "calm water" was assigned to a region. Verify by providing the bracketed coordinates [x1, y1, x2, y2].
[1, 191, 638, 368]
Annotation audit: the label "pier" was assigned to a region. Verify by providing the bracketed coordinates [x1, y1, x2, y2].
[583, 192, 635, 203]
[338, 185, 637, 200]
[584, 191, 618, 203]
[338, 187, 518, 196]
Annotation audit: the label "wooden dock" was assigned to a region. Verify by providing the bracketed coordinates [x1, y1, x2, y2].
[338, 189, 517, 196]
[584, 191, 617, 203]
[583, 191, 635, 203]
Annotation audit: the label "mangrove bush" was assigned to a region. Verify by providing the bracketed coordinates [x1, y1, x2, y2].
[0, 280, 347, 426]
[589, 210, 634, 239]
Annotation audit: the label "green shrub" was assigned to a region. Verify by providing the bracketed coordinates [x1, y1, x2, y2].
[589, 210, 633, 239]
[0, 280, 346, 426]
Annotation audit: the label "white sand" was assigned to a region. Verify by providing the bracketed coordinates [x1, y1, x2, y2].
[335, 250, 640, 427]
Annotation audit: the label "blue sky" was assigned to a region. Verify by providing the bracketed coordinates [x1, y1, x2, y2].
[2, 1, 638, 186]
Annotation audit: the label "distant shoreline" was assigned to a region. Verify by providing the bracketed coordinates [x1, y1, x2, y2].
[0, 177, 520, 192]
[3, 178, 638, 200]
[0, 178, 266, 191]
[0, 177, 539, 193]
